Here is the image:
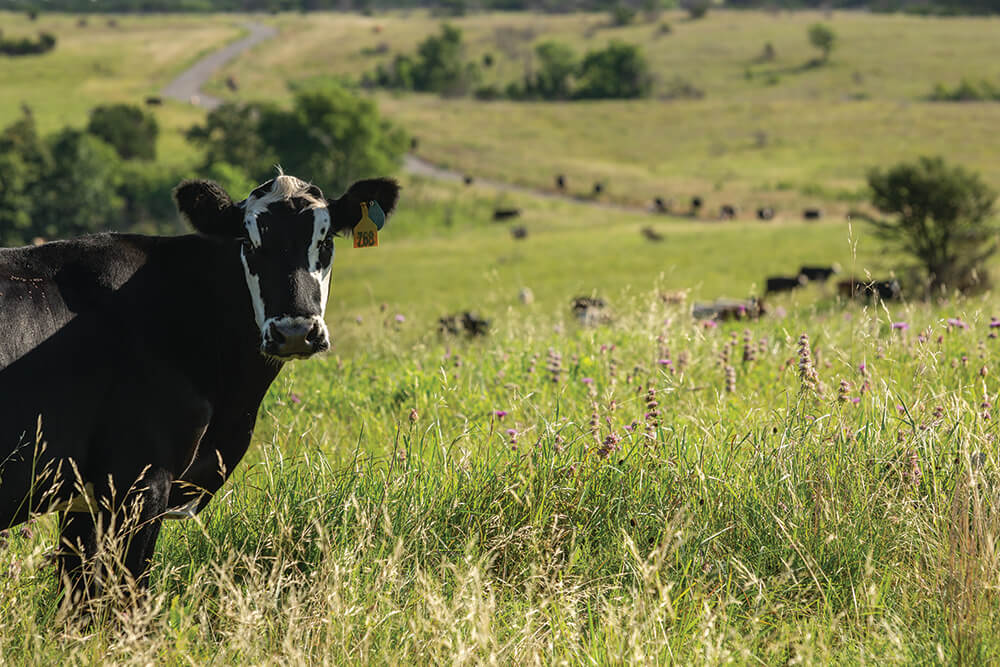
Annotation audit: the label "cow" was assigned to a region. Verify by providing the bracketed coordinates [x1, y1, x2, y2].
[493, 208, 520, 221]
[803, 208, 822, 220]
[798, 265, 840, 283]
[765, 275, 807, 294]
[719, 204, 736, 220]
[144, 96, 163, 106]
[692, 298, 765, 322]
[593, 182, 604, 196]
[653, 197, 670, 213]
[463, 175, 474, 186]
[0, 171, 399, 609]
[510, 225, 528, 240]
[641, 226, 664, 242]
[837, 278, 901, 301]
[572, 296, 611, 326]
[438, 311, 490, 337]
[756, 207, 774, 221]
[555, 174, 566, 190]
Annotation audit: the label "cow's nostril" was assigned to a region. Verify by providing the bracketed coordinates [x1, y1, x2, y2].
[305, 323, 322, 345]
[268, 322, 286, 344]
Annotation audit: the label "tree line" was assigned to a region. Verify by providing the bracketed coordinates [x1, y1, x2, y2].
[0, 84, 407, 247]
[5, 0, 999, 15]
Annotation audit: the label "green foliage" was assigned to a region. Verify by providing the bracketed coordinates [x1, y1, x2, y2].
[31, 129, 123, 240]
[0, 112, 50, 246]
[808, 23, 836, 62]
[528, 41, 577, 100]
[575, 41, 652, 100]
[610, 3, 637, 25]
[371, 24, 480, 96]
[929, 78, 1000, 101]
[87, 103, 159, 161]
[865, 156, 998, 292]
[188, 84, 407, 194]
[0, 31, 55, 56]
[680, 0, 710, 19]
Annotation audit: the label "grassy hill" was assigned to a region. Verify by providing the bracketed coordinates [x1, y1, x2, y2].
[205, 9, 1000, 214]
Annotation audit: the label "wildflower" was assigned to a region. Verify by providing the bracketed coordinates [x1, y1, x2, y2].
[742, 329, 756, 364]
[289, 393, 302, 404]
[896, 404, 906, 414]
[797, 333, 822, 394]
[991, 317, 1000, 329]
[581, 377, 594, 385]
[858, 362, 868, 377]
[981, 366, 989, 378]
[837, 379, 850, 403]
[409, 408, 419, 423]
[947, 317, 967, 330]
[589, 403, 601, 442]
[394, 313, 405, 323]
[554, 435, 565, 454]
[850, 397, 861, 405]
[903, 449, 921, 487]
[644, 386, 660, 441]
[494, 410, 508, 419]
[546, 348, 563, 384]
[702, 320, 718, 329]
[506, 428, 518, 449]
[657, 359, 671, 366]
[724, 365, 736, 393]
[596, 432, 621, 459]
[355, 315, 363, 324]
[892, 322, 909, 331]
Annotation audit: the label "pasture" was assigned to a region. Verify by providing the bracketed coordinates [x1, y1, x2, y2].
[1, 6, 1000, 663]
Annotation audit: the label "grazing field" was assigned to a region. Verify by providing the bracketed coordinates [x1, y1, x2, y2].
[5, 285, 1000, 662]
[2, 8, 1000, 663]
[0, 12, 242, 167]
[204, 9, 1000, 214]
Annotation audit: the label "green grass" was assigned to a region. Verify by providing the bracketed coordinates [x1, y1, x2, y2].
[2, 9, 1000, 662]
[0, 12, 244, 169]
[205, 9, 1000, 213]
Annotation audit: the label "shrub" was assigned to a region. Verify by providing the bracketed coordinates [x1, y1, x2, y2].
[528, 41, 577, 100]
[808, 23, 836, 62]
[575, 41, 652, 100]
[863, 156, 998, 293]
[680, 0, 710, 19]
[0, 31, 56, 56]
[929, 78, 1000, 101]
[610, 3, 636, 26]
[87, 104, 159, 161]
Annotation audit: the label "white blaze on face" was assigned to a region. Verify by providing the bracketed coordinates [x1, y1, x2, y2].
[308, 206, 333, 314]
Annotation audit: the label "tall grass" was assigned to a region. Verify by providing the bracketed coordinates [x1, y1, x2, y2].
[4, 292, 1000, 661]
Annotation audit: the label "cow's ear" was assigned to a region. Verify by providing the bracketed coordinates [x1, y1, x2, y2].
[173, 179, 245, 237]
[327, 177, 400, 236]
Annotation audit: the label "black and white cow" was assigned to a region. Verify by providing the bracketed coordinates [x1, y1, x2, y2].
[0, 171, 399, 607]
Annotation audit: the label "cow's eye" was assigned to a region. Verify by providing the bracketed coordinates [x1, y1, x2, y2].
[240, 238, 255, 253]
[318, 238, 333, 253]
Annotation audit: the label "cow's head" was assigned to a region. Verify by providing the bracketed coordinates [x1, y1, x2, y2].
[173, 172, 399, 360]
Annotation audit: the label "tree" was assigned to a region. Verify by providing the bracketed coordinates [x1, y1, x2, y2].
[87, 104, 159, 161]
[0, 111, 50, 247]
[863, 156, 997, 292]
[186, 102, 278, 180]
[680, 0, 710, 20]
[808, 23, 836, 63]
[30, 129, 123, 240]
[256, 84, 409, 194]
[575, 41, 652, 100]
[530, 41, 577, 100]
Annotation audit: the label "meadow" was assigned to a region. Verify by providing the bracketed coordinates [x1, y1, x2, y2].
[1, 6, 1000, 663]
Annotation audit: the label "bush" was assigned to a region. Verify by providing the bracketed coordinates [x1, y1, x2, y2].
[680, 0, 710, 19]
[610, 3, 636, 25]
[808, 23, 836, 62]
[929, 78, 1000, 101]
[863, 156, 998, 293]
[0, 31, 56, 56]
[575, 41, 652, 100]
[87, 104, 159, 161]
[527, 41, 577, 100]
[371, 24, 479, 96]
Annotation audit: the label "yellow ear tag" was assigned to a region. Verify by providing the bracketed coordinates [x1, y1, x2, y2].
[353, 201, 379, 249]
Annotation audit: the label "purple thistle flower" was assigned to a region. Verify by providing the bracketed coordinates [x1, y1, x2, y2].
[702, 320, 718, 329]
[394, 313, 405, 323]
[581, 377, 594, 385]
[494, 410, 508, 419]
[991, 317, 1000, 329]
[657, 359, 672, 366]
[851, 397, 861, 405]
[289, 393, 302, 404]
[355, 315, 363, 324]
[892, 322, 909, 330]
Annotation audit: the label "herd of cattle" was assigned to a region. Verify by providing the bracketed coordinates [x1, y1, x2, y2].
[765, 265, 901, 302]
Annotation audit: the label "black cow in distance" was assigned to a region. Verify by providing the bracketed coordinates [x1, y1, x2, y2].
[0, 171, 399, 609]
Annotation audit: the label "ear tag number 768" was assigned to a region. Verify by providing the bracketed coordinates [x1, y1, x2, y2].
[353, 201, 383, 249]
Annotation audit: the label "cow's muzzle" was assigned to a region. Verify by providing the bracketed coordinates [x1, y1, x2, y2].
[263, 316, 329, 359]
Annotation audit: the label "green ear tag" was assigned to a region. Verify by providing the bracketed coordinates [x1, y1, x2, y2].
[353, 201, 379, 248]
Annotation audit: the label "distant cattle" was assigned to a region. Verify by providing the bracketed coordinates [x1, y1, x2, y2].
[692, 298, 765, 322]
[641, 226, 664, 242]
[493, 208, 521, 221]
[798, 265, 839, 283]
[765, 275, 807, 295]
[593, 183, 604, 196]
[555, 174, 566, 190]
[803, 208, 822, 220]
[463, 175, 474, 186]
[756, 207, 774, 221]
[106, 18, 118, 28]
[653, 197, 670, 213]
[438, 311, 490, 337]
[720, 204, 736, 220]
[510, 226, 528, 240]
[837, 278, 901, 301]
[410, 137, 419, 150]
[225, 75, 239, 92]
[691, 196, 703, 211]
[572, 296, 611, 326]
[144, 96, 163, 106]
[0, 171, 400, 608]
